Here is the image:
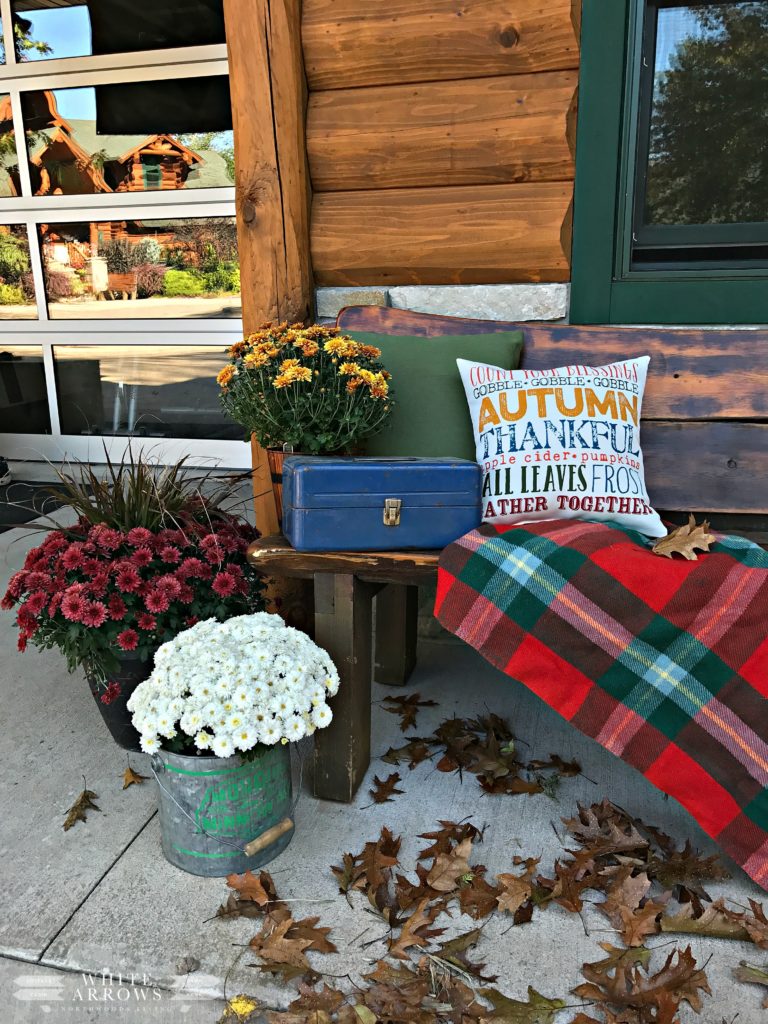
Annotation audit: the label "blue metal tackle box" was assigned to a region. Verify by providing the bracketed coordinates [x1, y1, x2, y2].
[282, 456, 482, 552]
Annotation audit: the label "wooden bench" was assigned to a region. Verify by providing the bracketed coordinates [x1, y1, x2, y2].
[248, 306, 768, 802]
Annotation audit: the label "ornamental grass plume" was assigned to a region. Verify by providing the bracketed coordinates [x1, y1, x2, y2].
[217, 322, 395, 453]
[127, 613, 340, 756]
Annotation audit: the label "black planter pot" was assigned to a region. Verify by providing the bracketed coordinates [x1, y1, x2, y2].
[85, 656, 153, 751]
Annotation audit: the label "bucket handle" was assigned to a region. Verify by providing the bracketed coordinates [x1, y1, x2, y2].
[244, 817, 294, 856]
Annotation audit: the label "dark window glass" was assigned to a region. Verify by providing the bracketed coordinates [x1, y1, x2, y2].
[39, 216, 240, 319]
[0, 225, 37, 319]
[11, 0, 225, 62]
[22, 79, 234, 196]
[53, 344, 241, 440]
[0, 346, 50, 433]
[632, 1, 768, 267]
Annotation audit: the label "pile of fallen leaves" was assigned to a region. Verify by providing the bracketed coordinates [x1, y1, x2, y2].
[212, 797, 768, 1023]
[377, 708, 582, 803]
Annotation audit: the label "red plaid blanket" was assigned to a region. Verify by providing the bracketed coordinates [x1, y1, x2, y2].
[435, 519, 768, 889]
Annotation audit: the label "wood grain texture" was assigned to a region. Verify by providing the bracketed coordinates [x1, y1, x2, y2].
[223, 0, 313, 325]
[307, 71, 578, 191]
[643, 422, 768, 514]
[312, 183, 573, 285]
[337, 307, 768, 421]
[224, 0, 314, 542]
[374, 584, 418, 686]
[313, 573, 379, 801]
[302, 0, 580, 90]
[248, 535, 440, 583]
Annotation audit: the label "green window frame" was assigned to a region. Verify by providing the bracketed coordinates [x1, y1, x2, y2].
[570, 0, 768, 325]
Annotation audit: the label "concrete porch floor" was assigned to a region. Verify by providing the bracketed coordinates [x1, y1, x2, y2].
[0, 519, 764, 1024]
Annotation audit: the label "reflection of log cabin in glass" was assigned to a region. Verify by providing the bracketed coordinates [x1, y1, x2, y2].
[0, 90, 231, 197]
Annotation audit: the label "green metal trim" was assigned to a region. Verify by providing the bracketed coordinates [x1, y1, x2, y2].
[164, 758, 263, 778]
[570, 0, 768, 325]
[570, 0, 630, 323]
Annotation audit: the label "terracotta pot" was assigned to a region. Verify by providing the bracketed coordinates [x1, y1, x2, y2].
[85, 655, 153, 751]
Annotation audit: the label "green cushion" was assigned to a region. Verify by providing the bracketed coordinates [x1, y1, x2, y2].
[348, 330, 524, 460]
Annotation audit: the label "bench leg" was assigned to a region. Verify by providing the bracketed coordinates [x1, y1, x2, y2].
[312, 572, 378, 802]
[374, 583, 418, 686]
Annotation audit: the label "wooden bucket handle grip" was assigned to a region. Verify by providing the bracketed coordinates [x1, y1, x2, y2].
[244, 817, 294, 857]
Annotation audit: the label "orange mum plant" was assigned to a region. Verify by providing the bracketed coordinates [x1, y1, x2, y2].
[218, 322, 395, 453]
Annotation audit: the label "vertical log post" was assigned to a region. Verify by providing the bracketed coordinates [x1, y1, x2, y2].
[223, 0, 314, 537]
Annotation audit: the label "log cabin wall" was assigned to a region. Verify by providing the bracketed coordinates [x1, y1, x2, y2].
[302, 0, 581, 289]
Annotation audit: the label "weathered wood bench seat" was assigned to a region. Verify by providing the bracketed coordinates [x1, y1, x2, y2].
[247, 306, 768, 802]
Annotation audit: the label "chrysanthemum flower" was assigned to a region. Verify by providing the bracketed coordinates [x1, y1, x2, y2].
[116, 628, 139, 651]
[107, 595, 127, 620]
[212, 571, 237, 597]
[137, 612, 157, 631]
[130, 546, 153, 568]
[81, 600, 108, 628]
[127, 527, 154, 547]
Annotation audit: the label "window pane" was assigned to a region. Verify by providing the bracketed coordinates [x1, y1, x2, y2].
[0, 14, 5, 63]
[0, 345, 50, 433]
[643, 2, 768, 227]
[53, 345, 241, 440]
[0, 226, 38, 319]
[12, 0, 225, 62]
[22, 79, 233, 195]
[0, 96, 20, 199]
[39, 217, 241, 319]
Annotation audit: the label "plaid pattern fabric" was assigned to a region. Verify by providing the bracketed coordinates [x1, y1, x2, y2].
[435, 519, 768, 889]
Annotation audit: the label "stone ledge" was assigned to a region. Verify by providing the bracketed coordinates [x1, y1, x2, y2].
[388, 284, 569, 322]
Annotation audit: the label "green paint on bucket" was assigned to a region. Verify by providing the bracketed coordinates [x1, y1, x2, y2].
[153, 744, 293, 877]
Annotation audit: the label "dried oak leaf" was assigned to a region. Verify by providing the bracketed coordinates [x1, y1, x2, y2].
[479, 985, 566, 1023]
[527, 754, 582, 777]
[361, 960, 432, 1023]
[122, 766, 148, 789]
[418, 820, 483, 861]
[287, 916, 338, 954]
[646, 839, 729, 906]
[659, 900, 751, 942]
[496, 858, 540, 917]
[734, 961, 768, 1009]
[330, 851, 364, 897]
[597, 867, 669, 946]
[218, 870, 289, 923]
[707, 897, 768, 948]
[388, 897, 445, 960]
[563, 801, 649, 858]
[395, 862, 440, 911]
[459, 865, 502, 920]
[536, 859, 595, 914]
[381, 739, 432, 769]
[426, 835, 473, 893]
[574, 944, 710, 1017]
[283, 981, 346, 1022]
[249, 917, 314, 979]
[63, 787, 100, 831]
[381, 692, 438, 732]
[652, 515, 716, 560]
[369, 772, 404, 804]
[432, 927, 498, 984]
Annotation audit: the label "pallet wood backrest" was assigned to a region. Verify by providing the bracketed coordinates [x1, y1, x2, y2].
[337, 306, 768, 519]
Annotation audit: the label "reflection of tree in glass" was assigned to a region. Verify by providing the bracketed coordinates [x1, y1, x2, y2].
[0, 16, 52, 62]
[645, 3, 768, 226]
[177, 132, 235, 182]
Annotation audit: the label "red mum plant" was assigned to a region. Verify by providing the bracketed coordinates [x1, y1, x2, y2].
[2, 449, 265, 694]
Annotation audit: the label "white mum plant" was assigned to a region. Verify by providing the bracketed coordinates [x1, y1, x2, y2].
[127, 612, 340, 757]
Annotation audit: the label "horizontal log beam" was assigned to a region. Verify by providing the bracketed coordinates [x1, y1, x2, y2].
[307, 71, 578, 191]
[302, 0, 580, 90]
[311, 182, 573, 285]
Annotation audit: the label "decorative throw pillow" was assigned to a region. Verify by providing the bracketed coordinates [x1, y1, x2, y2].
[456, 355, 666, 537]
[348, 330, 524, 460]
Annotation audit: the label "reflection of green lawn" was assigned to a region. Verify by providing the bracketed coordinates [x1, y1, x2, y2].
[47, 294, 242, 319]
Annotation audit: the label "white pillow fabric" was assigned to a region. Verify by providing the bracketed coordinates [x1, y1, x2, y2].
[457, 355, 666, 538]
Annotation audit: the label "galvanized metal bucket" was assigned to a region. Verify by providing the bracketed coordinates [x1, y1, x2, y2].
[151, 744, 294, 876]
